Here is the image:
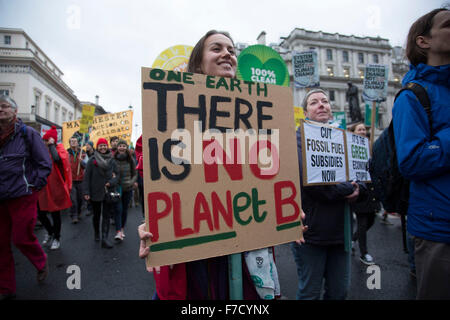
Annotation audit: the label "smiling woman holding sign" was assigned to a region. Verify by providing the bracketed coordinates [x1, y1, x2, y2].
[138, 30, 256, 300]
[138, 30, 306, 300]
[292, 89, 366, 300]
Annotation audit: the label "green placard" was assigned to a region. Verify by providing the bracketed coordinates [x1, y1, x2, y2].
[364, 103, 379, 127]
[332, 111, 347, 130]
[237, 45, 290, 87]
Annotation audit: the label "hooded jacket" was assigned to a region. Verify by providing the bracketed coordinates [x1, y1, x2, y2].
[393, 63, 450, 243]
[38, 143, 72, 211]
[0, 119, 52, 200]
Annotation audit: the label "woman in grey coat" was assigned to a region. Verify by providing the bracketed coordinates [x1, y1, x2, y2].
[113, 139, 137, 241]
[83, 138, 120, 248]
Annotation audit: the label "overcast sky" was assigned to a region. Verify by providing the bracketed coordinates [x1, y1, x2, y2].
[0, 0, 445, 143]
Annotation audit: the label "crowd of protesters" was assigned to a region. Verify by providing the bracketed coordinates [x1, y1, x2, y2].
[0, 97, 138, 298]
[1, 7, 448, 301]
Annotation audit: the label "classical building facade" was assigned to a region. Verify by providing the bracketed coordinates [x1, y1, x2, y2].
[237, 28, 409, 132]
[0, 27, 81, 132]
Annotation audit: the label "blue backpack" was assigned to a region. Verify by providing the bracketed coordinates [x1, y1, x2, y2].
[368, 82, 432, 252]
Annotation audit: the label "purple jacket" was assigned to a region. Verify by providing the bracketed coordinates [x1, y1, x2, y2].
[0, 119, 52, 201]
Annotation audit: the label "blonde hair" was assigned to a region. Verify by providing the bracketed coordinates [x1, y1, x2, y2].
[301, 89, 328, 111]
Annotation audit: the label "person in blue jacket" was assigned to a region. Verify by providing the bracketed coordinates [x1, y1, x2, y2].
[392, 7, 450, 300]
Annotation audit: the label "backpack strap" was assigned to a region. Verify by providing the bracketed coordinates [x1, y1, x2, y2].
[20, 124, 31, 155]
[394, 82, 432, 132]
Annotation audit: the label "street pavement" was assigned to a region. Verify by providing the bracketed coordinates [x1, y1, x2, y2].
[12, 205, 416, 300]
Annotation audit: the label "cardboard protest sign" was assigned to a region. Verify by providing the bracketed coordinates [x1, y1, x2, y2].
[364, 102, 379, 127]
[346, 132, 371, 182]
[141, 67, 302, 267]
[236, 45, 290, 87]
[362, 64, 389, 102]
[300, 120, 348, 185]
[79, 104, 96, 134]
[292, 51, 319, 88]
[331, 111, 347, 130]
[62, 110, 133, 149]
[152, 45, 193, 72]
[293, 106, 305, 130]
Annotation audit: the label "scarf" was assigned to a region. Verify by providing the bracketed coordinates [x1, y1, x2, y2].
[115, 152, 128, 161]
[0, 117, 17, 148]
[94, 150, 112, 170]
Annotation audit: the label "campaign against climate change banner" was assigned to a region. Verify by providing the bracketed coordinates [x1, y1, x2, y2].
[141, 67, 302, 267]
[292, 51, 320, 88]
[362, 64, 389, 102]
[62, 110, 133, 150]
[300, 120, 371, 185]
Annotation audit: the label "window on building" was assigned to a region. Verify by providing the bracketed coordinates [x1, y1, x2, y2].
[4, 35, 11, 45]
[342, 50, 349, 63]
[327, 66, 334, 77]
[34, 91, 41, 115]
[0, 89, 9, 96]
[46, 102, 50, 119]
[54, 103, 60, 124]
[68, 112, 73, 121]
[309, 47, 316, 51]
[329, 90, 335, 101]
[62, 108, 67, 122]
[358, 52, 364, 64]
[326, 49, 333, 61]
[373, 54, 379, 64]
[45, 97, 52, 119]
[343, 67, 350, 78]
[359, 68, 365, 79]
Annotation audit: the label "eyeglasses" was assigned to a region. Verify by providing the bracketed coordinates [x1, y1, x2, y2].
[0, 103, 12, 110]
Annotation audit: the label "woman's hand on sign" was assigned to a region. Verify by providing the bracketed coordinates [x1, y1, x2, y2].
[295, 209, 308, 245]
[138, 223, 162, 273]
[138, 223, 152, 258]
[345, 181, 360, 203]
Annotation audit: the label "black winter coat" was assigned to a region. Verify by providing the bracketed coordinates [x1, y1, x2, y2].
[350, 183, 381, 214]
[82, 150, 120, 202]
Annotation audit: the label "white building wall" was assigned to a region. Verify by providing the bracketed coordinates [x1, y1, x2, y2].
[1, 28, 80, 127]
[276, 28, 408, 133]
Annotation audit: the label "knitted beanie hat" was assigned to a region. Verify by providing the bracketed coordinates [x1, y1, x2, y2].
[96, 138, 109, 148]
[117, 139, 128, 147]
[43, 125, 58, 141]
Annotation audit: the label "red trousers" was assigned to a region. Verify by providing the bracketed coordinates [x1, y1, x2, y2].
[0, 192, 47, 294]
